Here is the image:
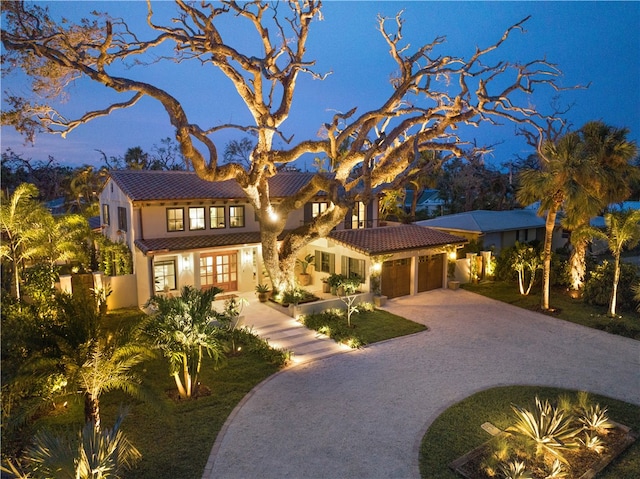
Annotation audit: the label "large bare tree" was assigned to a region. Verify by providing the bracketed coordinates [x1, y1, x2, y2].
[2, 1, 565, 289]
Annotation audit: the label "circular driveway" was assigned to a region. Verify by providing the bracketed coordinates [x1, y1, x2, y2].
[204, 289, 640, 479]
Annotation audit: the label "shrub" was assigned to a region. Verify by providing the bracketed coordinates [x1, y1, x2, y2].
[583, 260, 638, 311]
[299, 311, 365, 348]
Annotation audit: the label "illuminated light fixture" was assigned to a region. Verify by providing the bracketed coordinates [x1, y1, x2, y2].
[267, 205, 279, 222]
[371, 262, 382, 273]
[448, 251, 457, 261]
[182, 255, 191, 270]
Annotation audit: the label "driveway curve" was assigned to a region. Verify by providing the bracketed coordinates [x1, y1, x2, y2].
[203, 289, 640, 479]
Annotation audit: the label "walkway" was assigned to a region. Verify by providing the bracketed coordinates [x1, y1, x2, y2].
[204, 289, 640, 479]
[219, 293, 350, 364]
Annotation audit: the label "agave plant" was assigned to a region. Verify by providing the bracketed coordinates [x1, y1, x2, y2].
[544, 459, 568, 478]
[577, 431, 606, 454]
[507, 397, 581, 464]
[499, 459, 533, 479]
[579, 403, 615, 434]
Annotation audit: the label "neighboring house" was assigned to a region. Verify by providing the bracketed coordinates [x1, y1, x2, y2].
[99, 170, 466, 306]
[416, 209, 567, 255]
[404, 189, 445, 216]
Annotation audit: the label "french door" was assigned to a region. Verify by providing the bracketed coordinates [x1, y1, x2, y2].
[200, 251, 238, 293]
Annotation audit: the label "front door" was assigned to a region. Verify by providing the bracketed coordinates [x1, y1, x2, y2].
[200, 251, 238, 293]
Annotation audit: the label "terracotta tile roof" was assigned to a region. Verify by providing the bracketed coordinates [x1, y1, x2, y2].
[134, 230, 290, 255]
[329, 225, 467, 255]
[108, 170, 317, 202]
[135, 231, 264, 255]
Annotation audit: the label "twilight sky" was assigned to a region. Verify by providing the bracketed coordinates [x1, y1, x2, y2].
[1, 1, 639, 169]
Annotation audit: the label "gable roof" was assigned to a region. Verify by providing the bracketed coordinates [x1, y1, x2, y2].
[329, 225, 466, 256]
[106, 170, 316, 202]
[416, 209, 547, 234]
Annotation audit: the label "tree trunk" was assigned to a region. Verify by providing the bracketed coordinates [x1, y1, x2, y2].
[173, 371, 188, 399]
[84, 395, 100, 430]
[541, 207, 558, 310]
[569, 239, 587, 292]
[609, 252, 621, 317]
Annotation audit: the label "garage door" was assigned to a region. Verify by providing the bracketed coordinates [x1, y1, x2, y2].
[381, 258, 411, 298]
[417, 254, 444, 292]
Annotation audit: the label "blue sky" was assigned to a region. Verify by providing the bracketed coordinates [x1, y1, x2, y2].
[1, 1, 639, 169]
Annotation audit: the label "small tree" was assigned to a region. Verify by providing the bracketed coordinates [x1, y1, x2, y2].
[511, 242, 542, 296]
[602, 210, 640, 317]
[145, 286, 224, 399]
[338, 275, 362, 328]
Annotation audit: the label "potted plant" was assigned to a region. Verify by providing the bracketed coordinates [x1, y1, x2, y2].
[321, 277, 331, 293]
[369, 275, 387, 306]
[326, 273, 344, 295]
[255, 283, 270, 302]
[296, 254, 315, 286]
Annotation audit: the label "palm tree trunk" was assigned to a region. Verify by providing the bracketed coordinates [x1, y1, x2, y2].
[173, 371, 188, 399]
[569, 239, 587, 292]
[541, 207, 558, 310]
[85, 395, 101, 430]
[609, 252, 621, 317]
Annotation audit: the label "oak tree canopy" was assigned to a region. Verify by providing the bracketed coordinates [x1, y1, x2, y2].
[2, 0, 566, 288]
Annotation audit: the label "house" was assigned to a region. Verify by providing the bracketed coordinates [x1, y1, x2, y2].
[416, 209, 567, 255]
[98, 170, 466, 307]
[404, 189, 445, 216]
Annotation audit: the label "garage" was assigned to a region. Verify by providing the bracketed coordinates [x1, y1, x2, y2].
[381, 258, 411, 298]
[417, 253, 444, 292]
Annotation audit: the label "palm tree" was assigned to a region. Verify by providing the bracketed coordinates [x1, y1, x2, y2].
[0, 183, 49, 300]
[145, 286, 225, 399]
[603, 210, 640, 317]
[13, 291, 152, 430]
[517, 132, 596, 310]
[4, 413, 141, 479]
[565, 122, 639, 291]
[32, 213, 90, 268]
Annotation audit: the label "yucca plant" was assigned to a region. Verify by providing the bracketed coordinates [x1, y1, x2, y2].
[499, 459, 533, 479]
[577, 431, 606, 454]
[507, 397, 581, 464]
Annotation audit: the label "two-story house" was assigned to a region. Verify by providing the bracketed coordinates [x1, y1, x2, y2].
[99, 170, 466, 307]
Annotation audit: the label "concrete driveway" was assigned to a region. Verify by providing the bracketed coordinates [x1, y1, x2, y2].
[203, 289, 640, 479]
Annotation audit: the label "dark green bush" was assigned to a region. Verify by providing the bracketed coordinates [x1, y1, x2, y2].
[299, 310, 365, 348]
[583, 261, 638, 311]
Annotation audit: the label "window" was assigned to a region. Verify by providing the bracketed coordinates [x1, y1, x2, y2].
[351, 201, 366, 229]
[167, 208, 184, 232]
[154, 260, 176, 292]
[342, 256, 365, 280]
[210, 206, 226, 229]
[102, 204, 110, 225]
[229, 206, 245, 228]
[315, 250, 335, 274]
[312, 202, 328, 218]
[189, 207, 206, 230]
[117, 207, 127, 232]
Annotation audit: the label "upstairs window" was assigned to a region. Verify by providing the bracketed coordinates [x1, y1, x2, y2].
[189, 207, 206, 230]
[312, 202, 328, 218]
[210, 206, 226, 229]
[351, 201, 366, 229]
[117, 207, 128, 232]
[167, 208, 184, 232]
[229, 206, 245, 228]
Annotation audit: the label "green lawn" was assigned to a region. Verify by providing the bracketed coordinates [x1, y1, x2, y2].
[420, 386, 640, 479]
[463, 281, 640, 340]
[300, 307, 427, 347]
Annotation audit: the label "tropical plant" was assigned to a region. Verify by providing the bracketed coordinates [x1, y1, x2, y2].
[577, 432, 606, 454]
[296, 254, 315, 275]
[507, 397, 581, 464]
[511, 242, 542, 296]
[634, 282, 640, 313]
[544, 459, 568, 478]
[6, 288, 152, 431]
[499, 460, 533, 479]
[583, 260, 638, 311]
[0, 183, 49, 300]
[13, 414, 141, 479]
[517, 132, 595, 310]
[145, 286, 225, 399]
[579, 403, 615, 434]
[602, 209, 640, 316]
[255, 283, 271, 294]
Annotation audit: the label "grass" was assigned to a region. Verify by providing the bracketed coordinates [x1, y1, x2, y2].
[420, 386, 640, 479]
[32, 308, 284, 479]
[300, 307, 427, 347]
[463, 281, 640, 340]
